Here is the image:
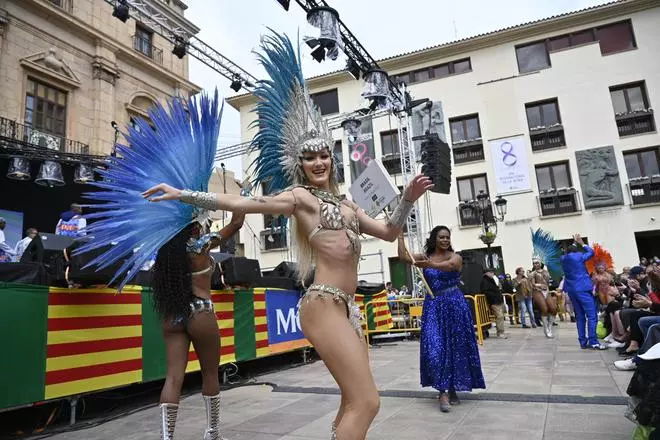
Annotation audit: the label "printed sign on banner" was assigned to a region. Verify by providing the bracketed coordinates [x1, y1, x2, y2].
[265, 289, 310, 353]
[349, 160, 400, 218]
[346, 117, 376, 183]
[488, 135, 532, 195]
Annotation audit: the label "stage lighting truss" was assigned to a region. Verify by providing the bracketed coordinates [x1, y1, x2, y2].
[304, 6, 342, 62]
[101, 0, 258, 91]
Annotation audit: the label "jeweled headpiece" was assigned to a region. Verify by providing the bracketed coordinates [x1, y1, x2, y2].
[250, 31, 334, 194]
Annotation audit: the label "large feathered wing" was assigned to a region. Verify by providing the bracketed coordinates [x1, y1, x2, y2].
[74, 91, 223, 290]
[530, 228, 562, 279]
[585, 243, 614, 274]
[249, 31, 332, 194]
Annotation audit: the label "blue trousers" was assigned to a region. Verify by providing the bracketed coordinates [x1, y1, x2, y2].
[567, 290, 599, 346]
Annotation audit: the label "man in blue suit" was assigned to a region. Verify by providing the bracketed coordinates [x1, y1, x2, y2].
[560, 234, 607, 350]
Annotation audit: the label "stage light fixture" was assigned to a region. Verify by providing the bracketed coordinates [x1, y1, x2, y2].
[35, 160, 65, 187]
[275, 0, 290, 10]
[172, 37, 187, 59]
[7, 157, 31, 180]
[362, 69, 392, 111]
[346, 59, 360, 80]
[74, 163, 95, 184]
[304, 6, 342, 62]
[112, 0, 130, 23]
[230, 77, 242, 92]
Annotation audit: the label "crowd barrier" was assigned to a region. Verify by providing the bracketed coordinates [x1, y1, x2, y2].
[502, 293, 519, 324]
[363, 294, 493, 345]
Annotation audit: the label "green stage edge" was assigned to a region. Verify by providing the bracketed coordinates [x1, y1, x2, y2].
[0, 283, 48, 409]
[141, 288, 167, 382]
[234, 289, 257, 361]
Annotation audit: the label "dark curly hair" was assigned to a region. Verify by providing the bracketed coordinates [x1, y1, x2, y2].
[424, 225, 453, 256]
[152, 225, 194, 322]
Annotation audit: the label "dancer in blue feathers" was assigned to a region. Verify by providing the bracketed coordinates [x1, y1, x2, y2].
[143, 32, 433, 440]
[75, 91, 244, 440]
[397, 225, 485, 412]
[530, 228, 562, 338]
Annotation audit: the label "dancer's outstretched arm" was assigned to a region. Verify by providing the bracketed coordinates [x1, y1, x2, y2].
[142, 183, 298, 216]
[358, 174, 433, 242]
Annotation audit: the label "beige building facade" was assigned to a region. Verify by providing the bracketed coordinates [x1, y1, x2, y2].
[229, 0, 660, 284]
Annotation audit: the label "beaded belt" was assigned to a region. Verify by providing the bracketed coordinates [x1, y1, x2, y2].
[300, 283, 364, 338]
[172, 297, 215, 326]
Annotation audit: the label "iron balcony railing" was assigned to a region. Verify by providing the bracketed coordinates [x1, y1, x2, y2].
[537, 188, 581, 217]
[132, 35, 164, 64]
[628, 177, 660, 205]
[0, 116, 89, 155]
[616, 111, 656, 137]
[529, 125, 566, 151]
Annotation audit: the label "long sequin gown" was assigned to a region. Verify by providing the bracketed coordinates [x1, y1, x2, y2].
[420, 268, 486, 392]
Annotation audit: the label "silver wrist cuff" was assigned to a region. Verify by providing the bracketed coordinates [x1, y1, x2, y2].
[388, 198, 414, 229]
[180, 190, 220, 211]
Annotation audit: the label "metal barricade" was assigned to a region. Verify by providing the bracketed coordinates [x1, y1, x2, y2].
[502, 293, 519, 325]
[363, 294, 493, 346]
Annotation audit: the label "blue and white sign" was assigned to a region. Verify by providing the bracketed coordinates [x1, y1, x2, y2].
[265, 289, 305, 346]
[489, 135, 532, 195]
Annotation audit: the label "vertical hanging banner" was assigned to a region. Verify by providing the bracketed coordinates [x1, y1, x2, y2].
[489, 135, 532, 195]
[343, 117, 375, 183]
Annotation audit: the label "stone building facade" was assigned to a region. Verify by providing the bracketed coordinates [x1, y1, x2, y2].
[0, 0, 200, 156]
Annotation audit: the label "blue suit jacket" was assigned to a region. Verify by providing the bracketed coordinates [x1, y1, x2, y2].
[560, 245, 594, 293]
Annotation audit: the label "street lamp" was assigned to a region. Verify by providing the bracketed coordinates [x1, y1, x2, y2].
[471, 190, 508, 269]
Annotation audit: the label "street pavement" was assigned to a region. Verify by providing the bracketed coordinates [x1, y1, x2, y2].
[46, 321, 637, 440]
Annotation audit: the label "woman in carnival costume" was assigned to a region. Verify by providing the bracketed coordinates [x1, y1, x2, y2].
[529, 228, 561, 338]
[76, 92, 244, 440]
[397, 226, 485, 412]
[143, 32, 432, 440]
[588, 244, 618, 305]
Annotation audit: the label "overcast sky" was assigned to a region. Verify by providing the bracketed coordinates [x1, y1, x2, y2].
[185, 0, 610, 178]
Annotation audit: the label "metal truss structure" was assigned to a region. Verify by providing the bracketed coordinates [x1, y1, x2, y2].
[103, 0, 258, 88]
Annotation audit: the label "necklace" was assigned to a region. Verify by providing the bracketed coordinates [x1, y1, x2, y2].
[306, 186, 341, 205]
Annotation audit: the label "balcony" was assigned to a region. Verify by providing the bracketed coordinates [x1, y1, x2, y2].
[529, 125, 566, 152]
[48, 0, 73, 13]
[452, 138, 484, 164]
[628, 177, 660, 205]
[537, 188, 581, 217]
[615, 110, 655, 137]
[132, 35, 164, 65]
[0, 116, 91, 158]
[382, 153, 402, 175]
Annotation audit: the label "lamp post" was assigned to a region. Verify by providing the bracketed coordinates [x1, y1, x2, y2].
[472, 190, 508, 269]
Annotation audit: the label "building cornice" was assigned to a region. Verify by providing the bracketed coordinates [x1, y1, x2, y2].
[226, 0, 657, 111]
[19, 0, 200, 94]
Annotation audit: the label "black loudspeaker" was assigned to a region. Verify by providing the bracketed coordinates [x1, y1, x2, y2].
[253, 276, 297, 290]
[66, 242, 126, 286]
[420, 133, 452, 194]
[460, 261, 484, 295]
[221, 257, 262, 287]
[269, 261, 314, 288]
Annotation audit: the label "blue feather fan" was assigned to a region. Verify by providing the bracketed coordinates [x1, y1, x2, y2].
[74, 91, 223, 290]
[530, 227, 562, 277]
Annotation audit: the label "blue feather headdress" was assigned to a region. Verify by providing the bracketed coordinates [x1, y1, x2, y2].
[249, 31, 334, 194]
[74, 91, 223, 290]
[530, 228, 562, 276]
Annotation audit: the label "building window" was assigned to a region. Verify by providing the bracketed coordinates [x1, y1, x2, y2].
[610, 81, 655, 136]
[48, 0, 72, 11]
[456, 174, 490, 226]
[624, 147, 660, 205]
[133, 25, 163, 63]
[516, 20, 636, 73]
[380, 129, 403, 175]
[596, 20, 636, 55]
[516, 41, 550, 73]
[392, 58, 471, 86]
[449, 114, 484, 164]
[334, 140, 345, 184]
[310, 89, 339, 115]
[25, 78, 67, 137]
[535, 162, 579, 216]
[525, 99, 566, 151]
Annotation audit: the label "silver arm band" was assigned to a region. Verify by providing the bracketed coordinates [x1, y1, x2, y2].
[387, 198, 414, 229]
[180, 190, 221, 211]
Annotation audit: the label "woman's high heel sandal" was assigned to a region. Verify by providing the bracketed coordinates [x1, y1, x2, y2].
[159, 403, 179, 440]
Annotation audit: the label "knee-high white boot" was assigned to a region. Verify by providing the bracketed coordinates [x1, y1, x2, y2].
[546, 316, 554, 338]
[159, 403, 178, 440]
[203, 393, 225, 440]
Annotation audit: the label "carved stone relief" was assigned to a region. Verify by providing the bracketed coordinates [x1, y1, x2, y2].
[575, 145, 624, 209]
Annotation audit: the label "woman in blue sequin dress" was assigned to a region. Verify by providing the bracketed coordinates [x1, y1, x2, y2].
[398, 225, 485, 412]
